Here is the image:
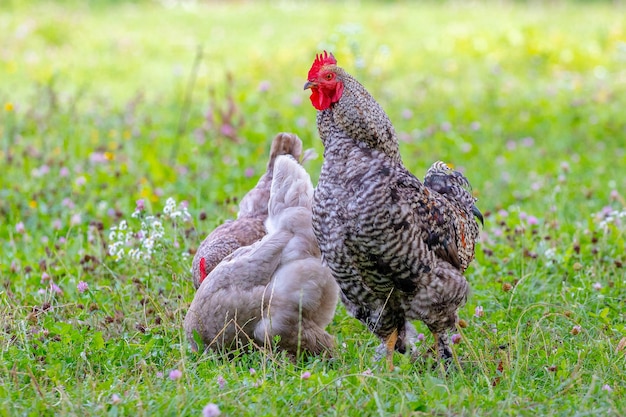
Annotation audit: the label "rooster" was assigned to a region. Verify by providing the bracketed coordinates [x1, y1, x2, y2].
[191, 132, 303, 289]
[184, 155, 339, 356]
[304, 52, 482, 369]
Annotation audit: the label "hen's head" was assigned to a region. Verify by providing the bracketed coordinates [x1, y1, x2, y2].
[304, 51, 344, 111]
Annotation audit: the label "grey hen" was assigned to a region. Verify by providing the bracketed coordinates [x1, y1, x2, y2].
[184, 155, 339, 356]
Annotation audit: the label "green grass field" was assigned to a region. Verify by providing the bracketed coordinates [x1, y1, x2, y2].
[1, 1, 625, 415]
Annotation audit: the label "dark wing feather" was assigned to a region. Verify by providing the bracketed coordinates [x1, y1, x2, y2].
[395, 168, 464, 271]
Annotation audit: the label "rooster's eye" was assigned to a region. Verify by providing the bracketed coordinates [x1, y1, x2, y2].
[325, 73, 333, 80]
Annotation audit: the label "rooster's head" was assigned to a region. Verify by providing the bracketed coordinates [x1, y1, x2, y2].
[304, 51, 344, 111]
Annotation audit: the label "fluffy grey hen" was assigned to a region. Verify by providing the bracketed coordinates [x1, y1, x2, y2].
[304, 52, 482, 369]
[184, 155, 339, 356]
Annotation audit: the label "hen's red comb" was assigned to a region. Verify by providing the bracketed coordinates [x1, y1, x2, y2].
[308, 51, 337, 80]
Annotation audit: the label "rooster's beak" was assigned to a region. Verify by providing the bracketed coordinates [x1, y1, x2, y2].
[303, 81, 315, 90]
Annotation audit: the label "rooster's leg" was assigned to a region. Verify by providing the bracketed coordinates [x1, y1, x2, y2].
[384, 328, 398, 371]
[434, 331, 452, 361]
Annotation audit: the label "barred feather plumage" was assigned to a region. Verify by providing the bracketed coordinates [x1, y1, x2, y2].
[306, 54, 481, 363]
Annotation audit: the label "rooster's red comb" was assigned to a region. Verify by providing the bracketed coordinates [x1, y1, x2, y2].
[308, 51, 337, 80]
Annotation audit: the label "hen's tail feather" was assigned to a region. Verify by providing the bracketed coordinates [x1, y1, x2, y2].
[267, 155, 314, 219]
[237, 133, 304, 219]
[267, 132, 304, 172]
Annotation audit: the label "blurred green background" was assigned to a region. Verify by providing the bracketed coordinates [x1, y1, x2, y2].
[1, 1, 625, 416]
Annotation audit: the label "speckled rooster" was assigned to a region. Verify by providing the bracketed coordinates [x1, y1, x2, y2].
[304, 52, 482, 369]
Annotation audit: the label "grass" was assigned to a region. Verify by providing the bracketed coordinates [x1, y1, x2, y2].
[1, 0, 625, 415]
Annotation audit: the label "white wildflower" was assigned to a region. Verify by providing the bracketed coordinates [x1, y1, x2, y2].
[544, 247, 557, 259]
[106, 196, 191, 262]
[151, 220, 164, 233]
[163, 197, 176, 215]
